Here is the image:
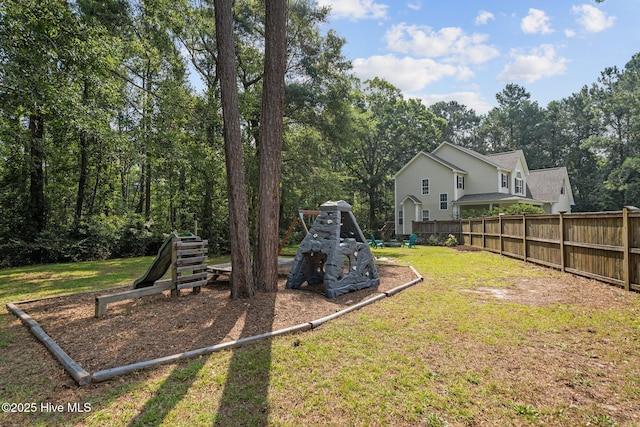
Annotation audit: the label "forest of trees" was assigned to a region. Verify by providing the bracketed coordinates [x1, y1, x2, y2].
[1, 0, 640, 268]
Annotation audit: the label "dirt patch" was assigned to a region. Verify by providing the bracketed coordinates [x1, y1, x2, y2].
[461, 274, 635, 309]
[12, 264, 418, 373]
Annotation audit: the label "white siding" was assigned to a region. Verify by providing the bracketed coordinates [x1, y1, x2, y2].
[434, 144, 498, 194]
[394, 153, 456, 231]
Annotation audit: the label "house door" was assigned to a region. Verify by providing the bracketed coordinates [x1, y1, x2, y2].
[400, 199, 421, 235]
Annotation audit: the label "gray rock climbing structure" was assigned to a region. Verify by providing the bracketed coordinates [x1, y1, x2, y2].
[286, 200, 380, 298]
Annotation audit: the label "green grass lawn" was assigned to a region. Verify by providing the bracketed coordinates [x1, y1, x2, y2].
[1, 247, 639, 426]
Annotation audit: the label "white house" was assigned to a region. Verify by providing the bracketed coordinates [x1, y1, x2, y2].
[393, 142, 575, 235]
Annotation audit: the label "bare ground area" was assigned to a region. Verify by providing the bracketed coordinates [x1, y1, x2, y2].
[11, 264, 418, 373]
[461, 274, 635, 309]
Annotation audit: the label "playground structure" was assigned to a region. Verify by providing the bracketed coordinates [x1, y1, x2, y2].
[7, 205, 424, 385]
[94, 234, 208, 318]
[286, 200, 380, 298]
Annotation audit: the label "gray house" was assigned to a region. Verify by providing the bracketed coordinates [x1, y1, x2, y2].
[393, 142, 574, 235]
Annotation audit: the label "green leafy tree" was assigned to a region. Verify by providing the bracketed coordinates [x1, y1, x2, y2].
[544, 89, 601, 211]
[480, 84, 547, 168]
[429, 100, 482, 150]
[343, 78, 445, 230]
[584, 54, 640, 209]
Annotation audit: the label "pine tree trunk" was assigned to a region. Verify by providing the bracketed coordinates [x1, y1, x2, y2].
[214, 0, 254, 299]
[75, 80, 90, 224]
[28, 114, 46, 234]
[254, 0, 287, 293]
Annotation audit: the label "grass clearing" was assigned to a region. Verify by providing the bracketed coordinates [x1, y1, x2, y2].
[1, 247, 639, 426]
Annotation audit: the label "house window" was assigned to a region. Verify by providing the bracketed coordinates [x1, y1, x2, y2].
[422, 209, 430, 221]
[501, 173, 509, 188]
[398, 209, 403, 225]
[421, 179, 429, 195]
[439, 193, 448, 210]
[457, 175, 465, 189]
[560, 179, 565, 195]
[515, 172, 523, 194]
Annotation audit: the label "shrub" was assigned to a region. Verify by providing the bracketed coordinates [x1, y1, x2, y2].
[0, 214, 166, 268]
[444, 234, 458, 247]
[503, 204, 544, 215]
[461, 204, 544, 219]
[427, 234, 444, 246]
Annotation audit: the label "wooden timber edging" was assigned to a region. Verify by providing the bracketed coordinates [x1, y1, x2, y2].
[459, 207, 640, 292]
[6, 303, 91, 386]
[6, 266, 424, 386]
[94, 279, 174, 318]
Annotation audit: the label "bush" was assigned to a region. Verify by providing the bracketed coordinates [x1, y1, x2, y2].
[502, 204, 544, 215]
[427, 234, 444, 246]
[426, 233, 458, 247]
[444, 234, 458, 247]
[111, 215, 162, 258]
[0, 214, 166, 268]
[461, 204, 544, 219]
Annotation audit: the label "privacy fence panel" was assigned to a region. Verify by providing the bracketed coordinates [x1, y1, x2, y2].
[411, 220, 462, 243]
[563, 212, 625, 286]
[525, 215, 561, 268]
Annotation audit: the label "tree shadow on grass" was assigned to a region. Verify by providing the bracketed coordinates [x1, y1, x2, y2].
[126, 287, 277, 427]
[127, 357, 209, 427]
[214, 290, 276, 426]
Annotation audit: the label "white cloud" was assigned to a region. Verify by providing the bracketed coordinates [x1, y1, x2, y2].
[572, 4, 615, 33]
[498, 45, 568, 83]
[475, 10, 495, 26]
[352, 54, 473, 92]
[564, 28, 577, 38]
[317, 0, 388, 21]
[407, 1, 421, 11]
[521, 8, 554, 34]
[383, 23, 499, 64]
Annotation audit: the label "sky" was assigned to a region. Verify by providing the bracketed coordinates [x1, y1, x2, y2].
[316, 0, 640, 114]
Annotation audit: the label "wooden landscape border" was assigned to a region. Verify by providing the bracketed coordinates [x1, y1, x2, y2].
[5, 266, 423, 386]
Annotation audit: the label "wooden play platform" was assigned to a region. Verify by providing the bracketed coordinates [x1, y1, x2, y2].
[207, 257, 294, 281]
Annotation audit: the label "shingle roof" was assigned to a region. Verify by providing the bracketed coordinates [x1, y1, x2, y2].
[486, 150, 525, 171]
[455, 192, 538, 204]
[434, 142, 516, 171]
[527, 167, 569, 203]
[401, 195, 423, 204]
[427, 152, 467, 174]
[393, 151, 467, 178]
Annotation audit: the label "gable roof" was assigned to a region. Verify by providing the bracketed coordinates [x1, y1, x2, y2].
[433, 142, 515, 172]
[393, 150, 467, 179]
[486, 150, 529, 174]
[400, 195, 422, 204]
[526, 167, 574, 205]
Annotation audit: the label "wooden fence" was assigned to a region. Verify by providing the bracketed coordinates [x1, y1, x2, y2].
[411, 220, 463, 243]
[459, 208, 640, 292]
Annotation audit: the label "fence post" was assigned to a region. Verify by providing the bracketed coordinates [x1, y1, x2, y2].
[482, 217, 486, 249]
[499, 213, 503, 255]
[559, 212, 565, 273]
[623, 207, 630, 291]
[522, 214, 527, 262]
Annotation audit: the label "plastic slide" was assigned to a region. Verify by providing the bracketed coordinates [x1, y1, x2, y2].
[133, 233, 177, 289]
